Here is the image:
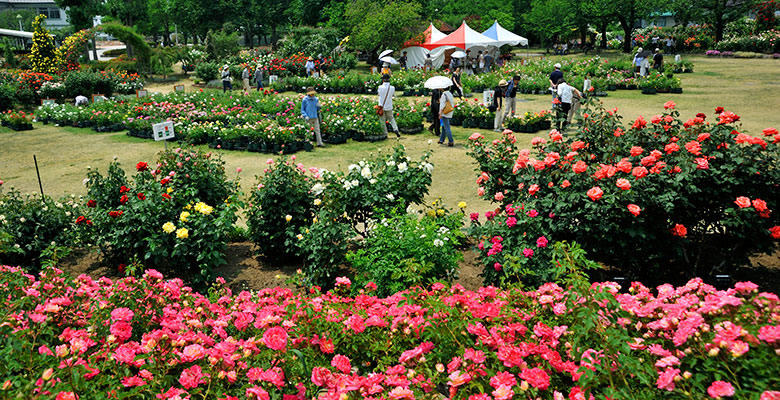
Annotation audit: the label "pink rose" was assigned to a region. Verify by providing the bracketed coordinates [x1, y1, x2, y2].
[734, 196, 751, 208]
[262, 326, 288, 351]
[707, 381, 735, 398]
[331, 354, 351, 374]
[587, 186, 603, 201]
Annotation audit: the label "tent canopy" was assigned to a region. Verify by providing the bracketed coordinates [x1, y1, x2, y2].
[481, 21, 528, 47]
[428, 22, 497, 50]
[403, 23, 448, 50]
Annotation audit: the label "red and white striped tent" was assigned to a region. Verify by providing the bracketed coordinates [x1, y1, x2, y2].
[427, 22, 498, 50]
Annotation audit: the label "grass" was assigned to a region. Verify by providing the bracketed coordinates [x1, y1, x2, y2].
[2, 55, 779, 217]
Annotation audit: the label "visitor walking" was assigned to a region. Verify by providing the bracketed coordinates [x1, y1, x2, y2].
[221, 65, 232, 93]
[478, 51, 484, 73]
[633, 48, 644, 76]
[241, 65, 250, 92]
[449, 55, 459, 72]
[653, 48, 664, 71]
[483, 52, 493, 73]
[254, 65, 264, 91]
[438, 86, 455, 147]
[305, 57, 315, 77]
[424, 54, 433, 72]
[503, 75, 520, 120]
[451, 67, 463, 99]
[549, 63, 563, 101]
[377, 74, 400, 138]
[665, 37, 674, 55]
[301, 87, 324, 147]
[318, 54, 327, 77]
[428, 88, 441, 137]
[567, 85, 584, 127]
[399, 51, 408, 70]
[556, 78, 573, 130]
[493, 79, 508, 132]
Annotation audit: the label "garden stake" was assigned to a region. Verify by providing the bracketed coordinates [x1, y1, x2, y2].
[34, 154, 44, 197]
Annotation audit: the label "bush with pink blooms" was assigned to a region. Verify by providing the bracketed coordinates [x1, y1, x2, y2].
[467, 99, 780, 285]
[0, 254, 779, 399]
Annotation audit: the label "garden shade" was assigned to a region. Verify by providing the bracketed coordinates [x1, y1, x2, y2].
[402, 23, 448, 50]
[424, 76, 453, 89]
[481, 20, 528, 47]
[427, 22, 498, 50]
[380, 56, 399, 64]
[379, 49, 393, 58]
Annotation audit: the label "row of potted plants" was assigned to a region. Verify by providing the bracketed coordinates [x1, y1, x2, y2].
[0, 110, 34, 131]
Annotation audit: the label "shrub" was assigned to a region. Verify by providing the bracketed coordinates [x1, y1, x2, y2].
[347, 210, 463, 297]
[0, 83, 15, 110]
[466, 100, 780, 284]
[276, 26, 341, 58]
[205, 30, 240, 61]
[296, 206, 353, 287]
[247, 157, 315, 261]
[331, 51, 358, 71]
[0, 187, 83, 271]
[29, 15, 58, 73]
[195, 61, 220, 82]
[82, 149, 240, 286]
[62, 69, 114, 98]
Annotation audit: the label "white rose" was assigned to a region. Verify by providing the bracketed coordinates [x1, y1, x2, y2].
[433, 239, 444, 247]
[397, 162, 408, 173]
[361, 166, 372, 179]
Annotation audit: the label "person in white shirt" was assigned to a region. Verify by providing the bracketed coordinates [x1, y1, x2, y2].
[75, 95, 89, 106]
[556, 78, 573, 130]
[377, 74, 400, 138]
[438, 86, 455, 146]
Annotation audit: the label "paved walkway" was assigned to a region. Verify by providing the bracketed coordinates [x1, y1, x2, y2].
[88, 44, 126, 61]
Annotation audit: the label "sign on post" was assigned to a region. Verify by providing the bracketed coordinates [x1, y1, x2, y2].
[41, 99, 56, 106]
[269, 75, 278, 84]
[174, 85, 185, 93]
[136, 89, 148, 98]
[153, 121, 175, 141]
[92, 94, 106, 103]
[482, 90, 495, 107]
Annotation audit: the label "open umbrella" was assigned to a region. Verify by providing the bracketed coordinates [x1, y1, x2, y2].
[379, 49, 393, 58]
[451, 50, 467, 58]
[424, 76, 454, 90]
[380, 56, 399, 65]
[639, 50, 652, 58]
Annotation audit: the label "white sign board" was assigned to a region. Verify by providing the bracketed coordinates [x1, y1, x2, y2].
[483, 90, 495, 106]
[152, 121, 175, 141]
[269, 75, 278, 84]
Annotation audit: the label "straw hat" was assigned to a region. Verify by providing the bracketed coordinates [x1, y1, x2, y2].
[499, 79, 508, 87]
[306, 87, 317, 95]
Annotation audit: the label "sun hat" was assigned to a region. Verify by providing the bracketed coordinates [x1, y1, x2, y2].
[499, 79, 508, 87]
[306, 87, 317, 95]
[554, 63, 561, 69]
[655, 48, 660, 52]
[223, 65, 229, 69]
[638, 47, 643, 52]
[308, 56, 314, 60]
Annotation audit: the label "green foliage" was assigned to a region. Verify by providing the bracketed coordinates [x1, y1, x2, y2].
[97, 22, 151, 65]
[296, 207, 353, 287]
[62, 69, 114, 97]
[194, 61, 220, 82]
[0, 188, 84, 272]
[149, 48, 175, 78]
[277, 26, 341, 58]
[247, 158, 315, 261]
[344, 0, 422, 53]
[0, 9, 36, 31]
[0, 84, 15, 110]
[205, 30, 240, 61]
[30, 15, 59, 74]
[347, 210, 462, 297]
[331, 51, 357, 71]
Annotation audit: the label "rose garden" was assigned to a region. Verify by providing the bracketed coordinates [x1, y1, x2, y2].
[1, 3, 780, 399]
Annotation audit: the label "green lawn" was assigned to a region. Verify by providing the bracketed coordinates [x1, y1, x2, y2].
[1, 55, 779, 217]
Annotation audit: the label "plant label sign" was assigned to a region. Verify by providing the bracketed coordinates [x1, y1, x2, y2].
[269, 75, 278, 84]
[41, 99, 56, 105]
[483, 90, 495, 106]
[153, 121, 175, 141]
[174, 85, 185, 93]
[92, 94, 106, 103]
[136, 89, 148, 98]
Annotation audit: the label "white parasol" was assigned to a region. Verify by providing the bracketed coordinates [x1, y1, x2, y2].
[451, 50, 467, 58]
[379, 49, 393, 58]
[379, 56, 399, 65]
[424, 76, 454, 89]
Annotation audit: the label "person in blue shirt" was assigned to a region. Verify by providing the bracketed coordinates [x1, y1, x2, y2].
[301, 87, 324, 147]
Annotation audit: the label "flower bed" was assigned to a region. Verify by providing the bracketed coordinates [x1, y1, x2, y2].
[0, 110, 34, 131]
[0, 264, 778, 399]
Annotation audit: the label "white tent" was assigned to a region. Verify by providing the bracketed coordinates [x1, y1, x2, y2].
[481, 21, 529, 47]
[400, 23, 452, 69]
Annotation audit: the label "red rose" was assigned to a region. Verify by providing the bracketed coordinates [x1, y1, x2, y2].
[119, 185, 131, 193]
[587, 186, 603, 201]
[136, 162, 148, 171]
[632, 166, 649, 179]
[108, 210, 123, 218]
[87, 199, 96, 208]
[751, 199, 768, 212]
[627, 204, 641, 216]
[75, 216, 86, 225]
[769, 226, 780, 239]
[120, 195, 128, 205]
[762, 127, 778, 136]
[671, 224, 687, 237]
[734, 196, 751, 208]
[715, 106, 724, 114]
[572, 161, 588, 174]
[137, 192, 145, 200]
[161, 193, 171, 200]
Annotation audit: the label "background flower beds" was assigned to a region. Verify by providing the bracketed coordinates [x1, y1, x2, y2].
[269, 57, 689, 96]
[0, 264, 778, 399]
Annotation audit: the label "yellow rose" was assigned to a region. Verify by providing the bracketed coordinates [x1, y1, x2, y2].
[426, 210, 436, 217]
[285, 214, 292, 222]
[176, 227, 189, 239]
[167, 187, 173, 194]
[457, 201, 467, 209]
[296, 234, 303, 240]
[179, 211, 190, 222]
[162, 222, 176, 234]
[313, 198, 322, 206]
[436, 209, 445, 216]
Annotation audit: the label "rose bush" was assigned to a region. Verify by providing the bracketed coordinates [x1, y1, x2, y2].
[0, 260, 777, 399]
[467, 99, 780, 285]
[82, 148, 240, 286]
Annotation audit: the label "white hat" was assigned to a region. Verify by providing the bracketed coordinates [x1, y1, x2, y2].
[554, 63, 561, 69]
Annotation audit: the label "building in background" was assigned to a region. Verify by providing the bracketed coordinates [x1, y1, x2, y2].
[0, 0, 68, 29]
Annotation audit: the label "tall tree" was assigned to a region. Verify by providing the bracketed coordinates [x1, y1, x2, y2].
[670, 0, 756, 42]
[524, 0, 576, 50]
[344, 0, 422, 65]
[611, 0, 658, 52]
[105, 0, 148, 27]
